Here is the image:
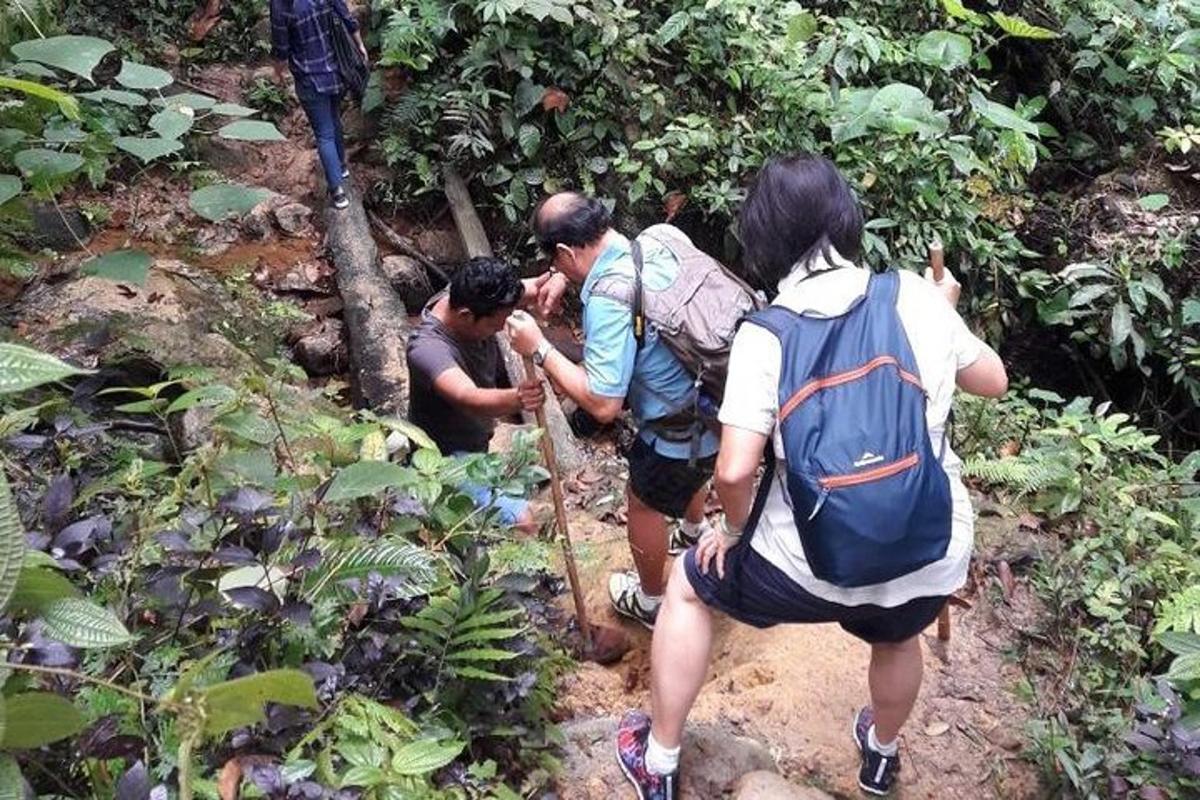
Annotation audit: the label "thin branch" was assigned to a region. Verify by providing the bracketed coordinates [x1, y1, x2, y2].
[10, 0, 45, 39]
[4, 661, 174, 709]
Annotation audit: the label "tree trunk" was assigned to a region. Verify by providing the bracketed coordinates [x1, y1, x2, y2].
[326, 187, 409, 415]
[442, 165, 585, 474]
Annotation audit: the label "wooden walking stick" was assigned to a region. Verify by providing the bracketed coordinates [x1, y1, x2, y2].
[929, 238, 953, 643]
[517, 347, 630, 665]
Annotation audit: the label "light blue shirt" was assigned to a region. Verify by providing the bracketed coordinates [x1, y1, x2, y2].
[580, 233, 720, 460]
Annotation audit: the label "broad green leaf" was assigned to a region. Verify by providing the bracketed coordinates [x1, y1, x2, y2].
[0, 77, 81, 121]
[43, 120, 86, 144]
[991, 12, 1058, 40]
[8, 566, 79, 614]
[41, 597, 134, 648]
[657, 11, 689, 45]
[0, 129, 26, 150]
[10, 35, 115, 81]
[115, 136, 183, 163]
[0, 692, 84, 749]
[0, 754, 20, 800]
[150, 107, 194, 140]
[1137, 194, 1170, 212]
[0, 475, 26, 614]
[167, 384, 237, 414]
[941, 0, 987, 24]
[389, 739, 465, 776]
[200, 669, 318, 735]
[517, 123, 541, 158]
[970, 93, 1039, 135]
[916, 31, 972, 70]
[1159, 631, 1200, 656]
[80, 89, 149, 108]
[12, 62, 54, 79]
[13, 148, 84, 182]
[155, 92, 216, 111]
[1167, 652, 1200, 682]
[217, 120, 286, 142]
[189, 184, 273, 222]
[211, 102, 258, 117]
[116, 61, 173, 91]
[378, 417, 438, 452]
[786, 12, 818, 45]
[324, 461, 414, 502]
[0, 343, 88, 395]
[81, 249, 153, 286]
[1110, 301, 1133, 346]
[0, 176, 21, 206]
[1182, 298, 1200, 326]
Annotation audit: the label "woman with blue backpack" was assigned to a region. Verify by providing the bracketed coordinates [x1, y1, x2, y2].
[616, 154, 1009, 799]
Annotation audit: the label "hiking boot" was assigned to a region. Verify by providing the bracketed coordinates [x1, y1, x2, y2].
[331, 187, 349, 209]
[609, 571, 659, 629]
[667, 519, 711, 556]
[616, 711, 679, 800]
[852, 707, 901, 796]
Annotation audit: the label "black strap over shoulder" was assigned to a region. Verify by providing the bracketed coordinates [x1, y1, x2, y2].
[630, 237, 646, 348]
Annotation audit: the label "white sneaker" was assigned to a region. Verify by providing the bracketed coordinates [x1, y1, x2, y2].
[667, 518, 712, 556]
[609, 571, 659, 630]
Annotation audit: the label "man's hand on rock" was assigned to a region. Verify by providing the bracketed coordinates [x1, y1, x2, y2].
[517, 379, 545, 412]
[506, 310, 545, 357]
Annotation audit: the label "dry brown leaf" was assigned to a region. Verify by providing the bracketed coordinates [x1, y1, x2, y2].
[542, 87, 570, 113]
[998, 439, 1023, 458]
[997, 560, 1016, 603]
[188, 0, 225, 42]
[217, 758, 242, 800]
[1017, 512, 1043, 531]
[924, 721, 951, 737]
[663, 192, 688, 221]
[348, 602, 369, 626]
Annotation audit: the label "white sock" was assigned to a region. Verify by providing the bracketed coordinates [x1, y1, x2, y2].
[868, 725, 898, 756]
[636, 588, 662, 611]
[644, 732, 680, 775]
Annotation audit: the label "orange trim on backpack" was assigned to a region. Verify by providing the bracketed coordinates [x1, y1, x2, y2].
[779, 356, 923, 421]
[819, 452, 920, 490]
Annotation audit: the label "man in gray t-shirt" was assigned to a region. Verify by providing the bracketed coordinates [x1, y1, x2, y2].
[407, 257, 567, 532]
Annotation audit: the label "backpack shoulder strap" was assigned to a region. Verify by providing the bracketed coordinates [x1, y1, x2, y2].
[741, 305, 800, 340]
[586, 239, 646, 349]
[866, 269, 901, 310]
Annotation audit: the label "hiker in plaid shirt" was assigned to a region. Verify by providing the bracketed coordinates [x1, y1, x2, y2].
[270, 0, 367, 210]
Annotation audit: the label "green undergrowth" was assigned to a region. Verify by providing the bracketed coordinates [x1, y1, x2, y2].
[0, 343, 569, 798]
[960, 387, 1200, 798]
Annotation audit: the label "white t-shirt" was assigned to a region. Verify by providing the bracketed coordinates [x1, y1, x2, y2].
[718, 257, 987, 608]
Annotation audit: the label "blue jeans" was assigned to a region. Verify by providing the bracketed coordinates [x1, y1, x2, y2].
[295, 77, 346, 191]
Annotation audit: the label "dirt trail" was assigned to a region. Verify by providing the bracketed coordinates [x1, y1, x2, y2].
[551, 505, 1045, 799]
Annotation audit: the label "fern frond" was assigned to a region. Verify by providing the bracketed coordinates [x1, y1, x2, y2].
[305, 539, 438, 602]
[400, 575, 527, 687]
[964, 455, 1066, 494]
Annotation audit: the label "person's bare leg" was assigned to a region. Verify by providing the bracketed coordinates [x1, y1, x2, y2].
[513, 507, 538, 537]
[868, 636, 923, 743]
[649, 558, 714, 747]
[683, 485, 707, 526]
[627, 487, 669, 595]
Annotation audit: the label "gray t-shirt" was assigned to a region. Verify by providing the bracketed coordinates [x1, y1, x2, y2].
[406, 298, 510, 454]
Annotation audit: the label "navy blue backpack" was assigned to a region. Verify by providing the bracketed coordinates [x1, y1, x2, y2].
[744, 270, 952, 588]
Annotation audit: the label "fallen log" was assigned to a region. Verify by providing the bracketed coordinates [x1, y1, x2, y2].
[325, 187, 409, 415]
[442, 164, 585, 474]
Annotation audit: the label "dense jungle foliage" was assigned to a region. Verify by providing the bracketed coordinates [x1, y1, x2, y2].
[0, 0, 1196, 798]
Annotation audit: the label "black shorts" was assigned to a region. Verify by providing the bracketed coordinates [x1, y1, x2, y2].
[684, 542, 947, 644]
[626, 436, 715, 518]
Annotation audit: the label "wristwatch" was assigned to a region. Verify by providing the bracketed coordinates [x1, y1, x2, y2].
[532, 339, 553, 367]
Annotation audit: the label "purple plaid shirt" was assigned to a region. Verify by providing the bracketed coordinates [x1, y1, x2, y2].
[270, 0, 359, 95]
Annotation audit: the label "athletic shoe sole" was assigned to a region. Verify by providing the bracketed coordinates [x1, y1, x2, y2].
[611, 600, 655, 631]
[615, 737, 650, 800]
[850, 711, 893, 797]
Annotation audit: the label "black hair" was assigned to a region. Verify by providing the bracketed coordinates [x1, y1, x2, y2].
[532, 192, 611, 253]
[737, 154, 864, 293]
[448, 257, 524, 317]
